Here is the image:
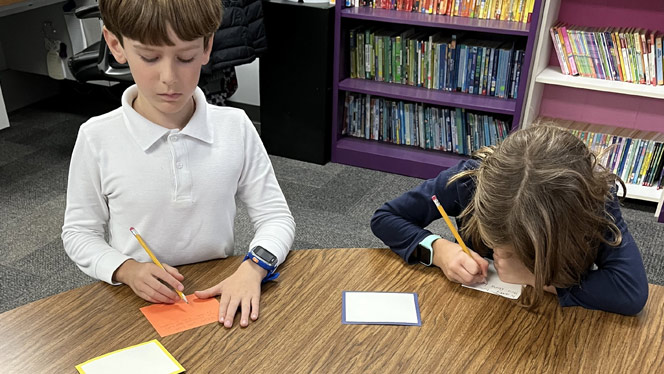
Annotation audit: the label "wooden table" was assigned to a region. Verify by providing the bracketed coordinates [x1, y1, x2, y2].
[1, 248, 663, 373]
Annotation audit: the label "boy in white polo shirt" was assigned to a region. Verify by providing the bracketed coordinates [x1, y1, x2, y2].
[62, 0, 295, 328]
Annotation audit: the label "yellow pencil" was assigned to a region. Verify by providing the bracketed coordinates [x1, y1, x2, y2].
[129, 227, 188, 303]
[431, 195, 472, 258]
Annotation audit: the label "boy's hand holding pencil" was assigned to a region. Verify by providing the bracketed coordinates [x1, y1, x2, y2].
[111, 228, 187, 304]
[431, 195, 488, 285]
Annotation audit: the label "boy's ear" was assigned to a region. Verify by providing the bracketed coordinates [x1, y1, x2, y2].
[202, 36, 214, 65]
[103, 26, 128, 64]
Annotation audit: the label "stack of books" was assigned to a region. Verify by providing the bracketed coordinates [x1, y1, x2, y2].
[538, 117, 664, 188]
[550, 23, 664, 86]
[343, 92, 511, 155]
[349, 28, 525, 99]
[346, 0, 535, 23]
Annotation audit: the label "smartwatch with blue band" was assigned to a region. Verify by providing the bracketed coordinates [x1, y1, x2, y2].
[416, 234, 442, 266]
[243, 246, 280, 283]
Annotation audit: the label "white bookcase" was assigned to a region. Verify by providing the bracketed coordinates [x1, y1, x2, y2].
[522, 0, 664, 217]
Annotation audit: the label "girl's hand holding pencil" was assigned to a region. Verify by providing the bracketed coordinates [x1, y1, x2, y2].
[432, 239, 488, 285]
[431, 195, 488, 285]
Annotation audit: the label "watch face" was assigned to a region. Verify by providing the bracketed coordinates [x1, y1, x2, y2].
[253, 246, 277, 266]
[418, 245, 433, 266]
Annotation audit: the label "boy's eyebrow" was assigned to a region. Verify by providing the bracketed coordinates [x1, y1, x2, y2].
[133, 44, 201, 52]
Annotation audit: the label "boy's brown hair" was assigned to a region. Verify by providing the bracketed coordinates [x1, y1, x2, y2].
[451, 125, 623, 310]
[99, 0, 222, 48]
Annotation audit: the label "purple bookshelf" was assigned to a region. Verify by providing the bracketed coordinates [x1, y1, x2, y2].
[331, 2, 543, 179]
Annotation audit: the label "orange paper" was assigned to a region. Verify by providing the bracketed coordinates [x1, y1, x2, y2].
[140, 294, 219, 337]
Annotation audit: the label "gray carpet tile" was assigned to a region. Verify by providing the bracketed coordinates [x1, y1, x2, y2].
[0, 140, 37, 168]
[345, 171, 422, 219]
[0, 264, 47, 310]
[0, 260, 94, 312]
[279, 166, 386, 215]
[289, 206, 383, 249]
[1, 87, 663, 314]
[270, 155, 345, 188]
[0, 147, 71, 189]
[10, 238, 84, 280]
[4, 107, 72, 130]
[620, 204, 664, 285]
[0, 165, 69, 229]
[0, 195, 66, 264]
[231, 200, 254, 256]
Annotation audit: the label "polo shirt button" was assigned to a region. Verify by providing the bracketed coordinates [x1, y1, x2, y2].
[170, 135, 178, 142]
[176, 162, 183, 169]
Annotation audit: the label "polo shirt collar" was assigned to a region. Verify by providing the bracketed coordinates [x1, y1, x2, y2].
[121, 85, 213, 151]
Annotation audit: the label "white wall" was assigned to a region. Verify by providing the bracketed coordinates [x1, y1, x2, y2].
[228, 58, 260, 106]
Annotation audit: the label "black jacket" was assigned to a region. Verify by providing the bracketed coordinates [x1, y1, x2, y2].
[202, 0, 267, 75]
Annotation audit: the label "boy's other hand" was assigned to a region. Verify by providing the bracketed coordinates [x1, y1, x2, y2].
[194, 260, 267, 328]
[432, 239, 488, 285]
[113, 259, 185, 304]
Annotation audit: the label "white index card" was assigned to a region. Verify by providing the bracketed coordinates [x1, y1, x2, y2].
[342, 291, 421, 326]
[462, 259, 523, 299]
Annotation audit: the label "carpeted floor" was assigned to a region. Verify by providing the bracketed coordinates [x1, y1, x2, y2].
[1, 85, 663, 313]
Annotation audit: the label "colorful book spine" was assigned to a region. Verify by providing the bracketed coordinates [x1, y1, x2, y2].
[656, 33, 664, 85]
[550, 26, 569, 75]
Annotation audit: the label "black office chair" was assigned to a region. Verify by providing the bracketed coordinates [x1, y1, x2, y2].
[67, 4, 133, 84]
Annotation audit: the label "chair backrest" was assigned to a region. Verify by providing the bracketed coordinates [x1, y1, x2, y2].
[67, 4, 133, 84]
[96, 38, 132, 82]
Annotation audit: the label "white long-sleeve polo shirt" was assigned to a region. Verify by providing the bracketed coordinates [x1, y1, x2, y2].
[62, 85, 295, 284]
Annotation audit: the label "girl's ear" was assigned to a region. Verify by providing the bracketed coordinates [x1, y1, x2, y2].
[103, 26, 127, 64]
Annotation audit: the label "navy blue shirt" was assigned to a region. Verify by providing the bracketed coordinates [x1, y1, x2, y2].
[371, 159, 649, 315]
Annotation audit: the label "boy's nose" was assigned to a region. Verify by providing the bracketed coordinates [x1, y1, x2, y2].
[160, 62, 177, 85]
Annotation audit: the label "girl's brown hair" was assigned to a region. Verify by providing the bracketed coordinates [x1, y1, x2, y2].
[451, 125, 623, 310]
[99, 0, 222, 48]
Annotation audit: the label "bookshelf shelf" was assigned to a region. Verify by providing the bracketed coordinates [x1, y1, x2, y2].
[617, 183, 663, 203]
[332, 1, 544, 179]
[340, 7, 531, 36]
[334, 137, 467, 179]
[338, 78, 517, 114]
[536, 67, 664, 100]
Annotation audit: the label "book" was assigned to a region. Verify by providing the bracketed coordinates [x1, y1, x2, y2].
[614, 30, 627, 82]
[586, 28, 605, 79]
[648, 143, 664, 186]
[649, 32, 656, 86]
[558, 24, 578, 76]
[637, 140, 656, 185]
[656, 33, 663, 85]
[550, 25, 569, 75]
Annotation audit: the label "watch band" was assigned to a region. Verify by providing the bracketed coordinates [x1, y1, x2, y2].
[419, 234, 442, 251]
[243, 253, 280, 283]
